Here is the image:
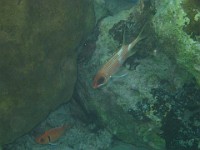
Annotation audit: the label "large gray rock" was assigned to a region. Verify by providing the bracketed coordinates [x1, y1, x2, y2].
[0, 0, 95, 145]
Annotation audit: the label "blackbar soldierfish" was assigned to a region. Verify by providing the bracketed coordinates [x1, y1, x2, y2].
[93, 25, 146, 89]
[35, 124, 71, 144]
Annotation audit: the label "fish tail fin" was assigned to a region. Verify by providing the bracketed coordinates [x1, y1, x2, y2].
[128, 22, 147, 53]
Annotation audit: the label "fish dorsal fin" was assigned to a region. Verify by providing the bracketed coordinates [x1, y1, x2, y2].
[122, 28, 126, 45]
[110, 26, 126, 53]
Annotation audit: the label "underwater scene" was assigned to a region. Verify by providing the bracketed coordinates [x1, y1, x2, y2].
[0, 0, 200, 150]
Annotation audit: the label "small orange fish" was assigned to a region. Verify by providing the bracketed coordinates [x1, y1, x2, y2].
[35, 124, 70, 144]
[93, 25, 146, 89]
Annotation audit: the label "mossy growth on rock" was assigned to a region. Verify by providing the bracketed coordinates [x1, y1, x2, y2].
[152, 0, 200, 86]
[182, 0, 200, 39]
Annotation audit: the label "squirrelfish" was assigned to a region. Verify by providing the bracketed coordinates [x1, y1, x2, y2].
[93, 26, 145, 89]
[35, 124, 70, 144]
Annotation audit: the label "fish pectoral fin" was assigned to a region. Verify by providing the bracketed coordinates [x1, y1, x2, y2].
[108, 72, 128, 86]
[111, 73, 128, 78]
[110, 69, 129, 82]
[48, 142, 58, 146]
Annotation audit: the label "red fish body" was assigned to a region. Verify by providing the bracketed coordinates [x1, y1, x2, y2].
[93, 28, 145, 89]
[35, 124, 70, 144]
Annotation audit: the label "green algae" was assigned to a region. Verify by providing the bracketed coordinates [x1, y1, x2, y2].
[182, 0, 200, 39]
[152, 0, 200, 86]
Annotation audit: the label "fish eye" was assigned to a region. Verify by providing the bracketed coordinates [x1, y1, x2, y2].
[40, 138, 45, 143]
[97, 77, 105, 85]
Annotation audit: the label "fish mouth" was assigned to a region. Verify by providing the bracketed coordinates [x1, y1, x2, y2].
[92, 83, 98, 89]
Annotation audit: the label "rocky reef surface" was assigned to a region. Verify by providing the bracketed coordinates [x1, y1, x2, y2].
[2, 0, 200, 150]
[0, 0, 95, 145]
[75, 0, 200, 149]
